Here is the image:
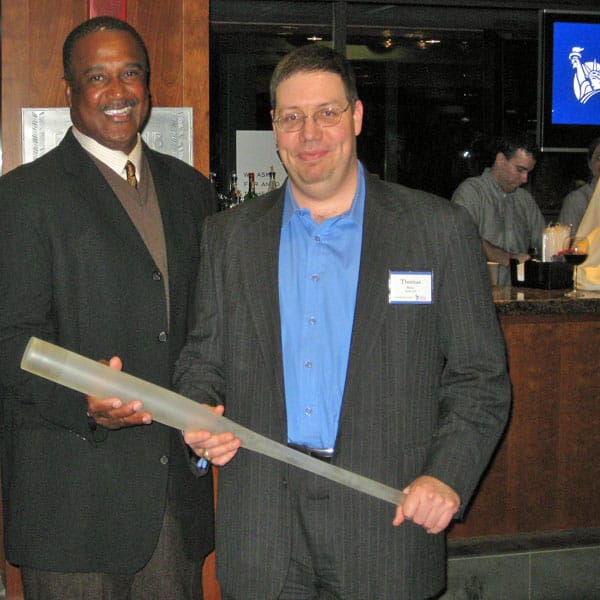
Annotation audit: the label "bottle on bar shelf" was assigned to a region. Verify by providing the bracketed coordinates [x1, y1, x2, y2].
[244, 172, 258, 202]
[227, 172, 242, 208]
[267, 165, 279, 192]
[210, 171, 229, 211]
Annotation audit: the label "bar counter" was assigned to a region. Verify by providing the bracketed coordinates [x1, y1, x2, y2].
[493, 286, 600, 315]
[448, 286, 600, 540]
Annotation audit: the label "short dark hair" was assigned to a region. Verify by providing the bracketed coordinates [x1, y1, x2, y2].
[496, 134, 540, 162]
[269, 44, 358, 109]
[63, 16, 150, 82]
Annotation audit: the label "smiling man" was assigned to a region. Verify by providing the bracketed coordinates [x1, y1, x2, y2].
[0, 16, 216, 600]
[452, 135, 547, 285]
[64, 22, 150, 154]
[271, 68, 363, 218]
[175, 45, 511, 600]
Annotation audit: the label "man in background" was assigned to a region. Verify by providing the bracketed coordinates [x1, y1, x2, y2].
[559, 136, 600, 235]
[0, 16, 215, 600]
[452, 135, 546, 286]
[177, 45, 511, 600]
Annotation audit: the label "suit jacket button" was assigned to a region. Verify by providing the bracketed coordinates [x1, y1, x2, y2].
[158, 331, 168, 342]
[160, 455, 169, 465]
[152, 270, 162, 281]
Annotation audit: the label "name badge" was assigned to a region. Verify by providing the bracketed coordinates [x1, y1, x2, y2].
[389, 271, 433, 304]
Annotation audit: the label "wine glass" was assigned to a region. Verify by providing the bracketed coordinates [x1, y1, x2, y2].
[561, 236, 589, 297]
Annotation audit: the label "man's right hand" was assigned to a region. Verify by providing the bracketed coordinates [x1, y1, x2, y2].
[184, 410, 242, 467]
[86, 357, 153, 429]
[482, 239, 529, 267]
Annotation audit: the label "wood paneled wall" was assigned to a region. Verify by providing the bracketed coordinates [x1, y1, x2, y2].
[1, 0, 210, 175]
[0, 2, 218, 598]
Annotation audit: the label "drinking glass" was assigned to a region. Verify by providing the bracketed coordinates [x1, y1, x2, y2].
[561, 236, 589, 297]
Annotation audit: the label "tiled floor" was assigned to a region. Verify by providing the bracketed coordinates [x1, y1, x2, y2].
[442, 529, 600, 600]
[2, 530, 598, 599]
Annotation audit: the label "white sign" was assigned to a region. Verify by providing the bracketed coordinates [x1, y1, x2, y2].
[236, 130, 286, 195]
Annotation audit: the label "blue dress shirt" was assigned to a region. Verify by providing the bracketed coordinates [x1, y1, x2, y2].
[279, 162, 365, 449]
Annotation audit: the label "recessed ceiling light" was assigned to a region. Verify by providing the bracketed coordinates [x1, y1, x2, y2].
[418, 38, 441, 49]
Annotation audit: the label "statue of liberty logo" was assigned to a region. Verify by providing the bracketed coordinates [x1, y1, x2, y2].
[569, 47, 600, 104]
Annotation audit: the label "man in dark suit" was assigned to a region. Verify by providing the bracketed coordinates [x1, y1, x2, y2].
[176, 45, 511, 600]
[0, 16, 215, 600]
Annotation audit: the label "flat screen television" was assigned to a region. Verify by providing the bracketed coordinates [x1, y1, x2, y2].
[537, 9, 600, 152]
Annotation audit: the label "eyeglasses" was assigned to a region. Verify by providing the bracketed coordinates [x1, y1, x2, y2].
[273, 104, 351, 133]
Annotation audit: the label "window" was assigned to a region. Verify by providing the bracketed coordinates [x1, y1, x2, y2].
[209, 1, 588, 213]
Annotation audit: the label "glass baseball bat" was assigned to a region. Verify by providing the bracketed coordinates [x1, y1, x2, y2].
[21, 337, 405, 506]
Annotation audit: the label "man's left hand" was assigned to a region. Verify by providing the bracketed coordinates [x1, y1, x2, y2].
[393, 475, 460, 534]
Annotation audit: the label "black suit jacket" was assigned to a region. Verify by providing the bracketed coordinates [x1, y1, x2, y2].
[175, 172, 511, 599]
[0, 130, 215, 572]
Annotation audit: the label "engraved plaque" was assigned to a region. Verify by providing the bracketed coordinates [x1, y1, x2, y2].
[22, 107, 193, 165]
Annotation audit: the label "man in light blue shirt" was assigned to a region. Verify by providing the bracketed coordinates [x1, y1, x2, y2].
[177, 45, 510, 599]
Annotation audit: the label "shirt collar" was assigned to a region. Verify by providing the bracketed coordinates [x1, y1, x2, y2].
[282, 160, 366, 227]
[483, 166, 518, 197]
[71, 126, 143, 182]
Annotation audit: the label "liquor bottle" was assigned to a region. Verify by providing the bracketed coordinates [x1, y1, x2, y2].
[267, 165, 279, 192]
[210, 171, 229, 211]
[244, 172, 258, 202]
[227, 172, 242, 208]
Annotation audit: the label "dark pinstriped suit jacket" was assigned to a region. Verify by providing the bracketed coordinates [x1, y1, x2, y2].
[175, 171, 511, 599]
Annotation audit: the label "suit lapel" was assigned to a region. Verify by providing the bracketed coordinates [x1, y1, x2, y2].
[342, 176, 410, 408]
[59, 131, 158, 266]
[146, 148, 183, 284]
[239, 192, 287, 419]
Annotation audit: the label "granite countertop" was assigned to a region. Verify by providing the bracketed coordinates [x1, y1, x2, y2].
[493, 286, 600, 315]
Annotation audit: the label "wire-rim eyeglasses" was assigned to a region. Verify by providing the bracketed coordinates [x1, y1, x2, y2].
[273, 104, 351, 133]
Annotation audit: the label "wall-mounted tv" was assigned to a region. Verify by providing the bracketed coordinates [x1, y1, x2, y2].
[537, 9, 600, 153]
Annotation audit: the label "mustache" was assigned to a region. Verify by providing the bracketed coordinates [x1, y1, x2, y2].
[100, 99, 137, 111]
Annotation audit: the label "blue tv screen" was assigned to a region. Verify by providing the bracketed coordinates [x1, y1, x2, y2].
[538, 10, 600, 152]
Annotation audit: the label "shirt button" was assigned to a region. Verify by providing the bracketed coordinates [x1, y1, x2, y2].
[152, 271, 162, 281]
[315, 235, 321, 242]
[160, 455, 169, 465]
[304, 407, 313, 416]
[311, 274, 320, 282]
[308, 316, 316, 325]
[304, 360, 312, 368]
[158, 331, 168, 342]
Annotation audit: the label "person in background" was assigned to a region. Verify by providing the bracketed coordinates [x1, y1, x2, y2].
[176, 45, 511, 600]
[0, 16, 216, 600]
[558, 136, 600, 235]
[452, 135, 546, 286]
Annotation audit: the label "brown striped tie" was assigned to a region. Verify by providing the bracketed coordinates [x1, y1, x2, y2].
[125, 161, 138, 189]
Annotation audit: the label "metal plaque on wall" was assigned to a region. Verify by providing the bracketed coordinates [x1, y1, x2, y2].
[21, 107, 193, 165]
